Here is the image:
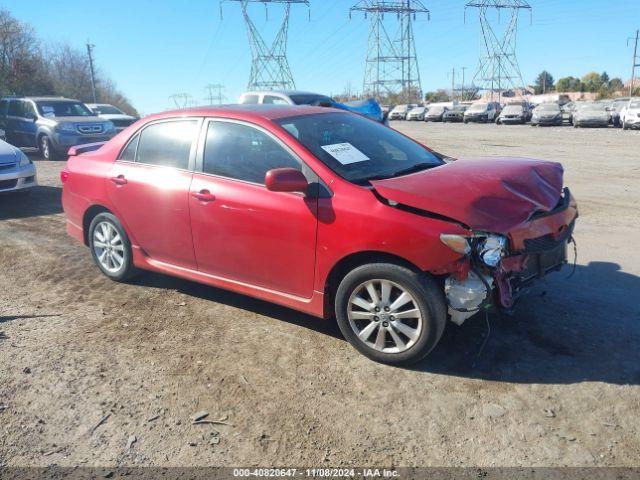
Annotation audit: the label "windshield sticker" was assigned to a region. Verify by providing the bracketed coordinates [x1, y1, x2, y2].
[321, 143, 369, 165]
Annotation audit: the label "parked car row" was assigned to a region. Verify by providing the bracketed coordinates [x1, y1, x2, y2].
[0, 96, 138, 160]
[387, 98, 640, 130]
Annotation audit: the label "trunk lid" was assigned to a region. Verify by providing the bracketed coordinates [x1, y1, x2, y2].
[370, 157, 564, 233]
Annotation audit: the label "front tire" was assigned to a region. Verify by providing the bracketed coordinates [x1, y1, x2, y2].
[334, 263, 446, 366]
[89, 213, 138, 282]
[39, 135, 62, 161]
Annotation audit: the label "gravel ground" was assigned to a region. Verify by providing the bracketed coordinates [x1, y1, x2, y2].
[0, 122, 639, 468]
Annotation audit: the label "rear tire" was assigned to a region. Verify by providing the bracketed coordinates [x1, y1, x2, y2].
[334, 263, 447, 366]
[89, 212, 138, 282]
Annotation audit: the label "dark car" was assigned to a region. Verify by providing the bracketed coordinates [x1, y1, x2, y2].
[496, 104, 531, 124]
[531, 103, 563, 127]
[442, 106, 467, 123]
[0, 97, 117, 160]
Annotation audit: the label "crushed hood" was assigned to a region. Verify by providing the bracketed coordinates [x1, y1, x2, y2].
[371, 157, 564, 233]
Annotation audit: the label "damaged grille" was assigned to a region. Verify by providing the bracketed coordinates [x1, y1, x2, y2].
[523, 226, 572, 254]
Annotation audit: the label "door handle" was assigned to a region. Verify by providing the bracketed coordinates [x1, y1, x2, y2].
[191, 190, 216, 202]
[110, 175, 127, 186]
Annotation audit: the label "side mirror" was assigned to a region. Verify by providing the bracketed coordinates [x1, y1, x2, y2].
[25, 113, 37, 122]
[265, 168, 308, 194]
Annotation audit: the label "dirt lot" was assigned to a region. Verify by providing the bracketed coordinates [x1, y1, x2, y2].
[0, 122, 639, 468]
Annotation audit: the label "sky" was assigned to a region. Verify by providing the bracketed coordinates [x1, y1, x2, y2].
[4, 0, 640, 114]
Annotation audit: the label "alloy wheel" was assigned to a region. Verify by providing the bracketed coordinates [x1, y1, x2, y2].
[41, 136, 50, 160]
[347, 279, 423, 354]
[93, 221, 125, 273]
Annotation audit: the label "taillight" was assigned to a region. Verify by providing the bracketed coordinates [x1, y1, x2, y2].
[60, 170, 69, 183]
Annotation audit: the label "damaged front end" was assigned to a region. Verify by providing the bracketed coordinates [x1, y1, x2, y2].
[437, 188, 578, 325]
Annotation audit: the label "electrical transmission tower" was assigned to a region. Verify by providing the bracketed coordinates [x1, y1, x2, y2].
[465, 0, 531, 102]
[350, 1, 430, 104]
[169, 93, 194, 109]
[221, 0, 309, 91]
[205, 84, 227, 104]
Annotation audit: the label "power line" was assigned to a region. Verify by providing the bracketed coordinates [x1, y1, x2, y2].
[350, 0, 430, 104]
[220, 0, 310, 91]
[168, 93, 193, 109]
[465, 0, 531, 103]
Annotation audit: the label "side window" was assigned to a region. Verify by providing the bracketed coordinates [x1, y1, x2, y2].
[240, 95, 259, 105]
[135, 120, 198, 169]
[203, 121, 300, 184]
[8, 100, 24, 117]
[118, 134, 139, 162]
[0, 100, 8, 117]
[263, 95, 289, 105]
[23, 101, 36, 117]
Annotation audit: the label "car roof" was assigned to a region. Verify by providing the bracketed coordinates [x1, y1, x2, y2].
[144, 104, 339, 123]
[24, 96, 80, 102]
[241, 90, 329, 97]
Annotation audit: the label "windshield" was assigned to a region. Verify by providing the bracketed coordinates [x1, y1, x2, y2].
[36, 101, 93, 118]
[469, 103, 487, 112]
[612, 101, 627, 111]
[536, 103, 560, 112]
[503, 105, 523, 114]
[583, 104, 606, 112]
[276, 112, 443, 184]
[410, 107, 426, 114]
[92, 105, 123, 115]
[630, 101, 640, 109]
[429, 107, 445, 114]
[392, 105, 408, 113]
[289, 94, 333, 106]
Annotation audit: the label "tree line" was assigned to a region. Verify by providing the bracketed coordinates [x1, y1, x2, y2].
[0, 10, 138, 116]
[534, 70, 638, 98]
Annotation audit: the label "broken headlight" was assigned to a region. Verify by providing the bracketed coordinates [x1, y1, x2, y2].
[478, 235, 507, 267]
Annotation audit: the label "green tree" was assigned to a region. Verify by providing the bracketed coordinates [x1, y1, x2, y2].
[555, 76, 581, 92]
[424, 89, 451, 103]
[581, 72, 604, 92]
[608, 78, 624, 91]
[600, 72, 610, 85]
[534, 71, 554, 94]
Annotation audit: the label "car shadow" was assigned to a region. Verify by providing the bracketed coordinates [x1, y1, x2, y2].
[0, 185, 62, 220]
[135, 261, 639, 385]
[132, 273, 343, 340]
[415, 261, 640, 385]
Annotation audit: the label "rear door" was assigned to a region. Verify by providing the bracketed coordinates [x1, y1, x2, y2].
[188, 119, 318, 298]
[106, 118, 201, 269]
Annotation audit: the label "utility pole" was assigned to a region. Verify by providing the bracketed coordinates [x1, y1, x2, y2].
[461, 66, 467, 101]
[451, 67, 456, 100]
[86, 41, 97, 103]
[629, 29, 639, 97]
[205, 84, 226, 105]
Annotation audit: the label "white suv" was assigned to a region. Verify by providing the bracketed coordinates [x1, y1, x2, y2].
[238, 91, 334, 106]
[620, 99, 640, 130]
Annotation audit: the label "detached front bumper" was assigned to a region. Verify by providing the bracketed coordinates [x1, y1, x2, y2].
[0, 163, 38, 193]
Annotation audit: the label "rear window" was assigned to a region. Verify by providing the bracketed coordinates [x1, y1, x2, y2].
[135, 120, 198, 170]
[240, 95, 259, 104]
[289, 94, 333, 106]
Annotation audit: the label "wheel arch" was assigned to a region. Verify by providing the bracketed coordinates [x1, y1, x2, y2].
[82, 204, 112, 246]
[323, 251, 422, 319]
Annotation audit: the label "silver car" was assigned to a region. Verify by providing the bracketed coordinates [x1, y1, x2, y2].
[0, 139, 37, 194]
[573, 103, 610, 128]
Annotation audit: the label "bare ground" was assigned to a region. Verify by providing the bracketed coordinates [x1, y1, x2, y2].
[0, 122, 639, 467]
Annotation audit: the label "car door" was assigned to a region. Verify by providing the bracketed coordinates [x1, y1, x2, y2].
[106, 118, 201, 269]
[5, 100, 26, 147]
[18, 100, 38, 147]
[189, 119, 318, 298]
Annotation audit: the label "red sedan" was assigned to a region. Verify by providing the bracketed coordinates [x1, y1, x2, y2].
[61, 105, 578, 365]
